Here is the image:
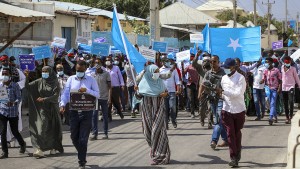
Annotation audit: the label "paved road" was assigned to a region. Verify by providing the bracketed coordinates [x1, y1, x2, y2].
[1, 111, 290, 169]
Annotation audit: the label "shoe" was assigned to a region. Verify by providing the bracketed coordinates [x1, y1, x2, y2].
[191, 114, 195, 119]
[0, 153, 8, 159]
[254, 117, 261, 121]
[228, 159, 238, 167]
[237, 150, 241, 162]
[200, 120, 205, 127]
[261, 113, 265, 119]
[50, 149, 56, 155]
[274, 117, 278, 123]
[172, 121, 177, 128]
[19, 142, 26, 154]
[78, 164, 85, 169]
[217, 141, 229, 147]
[89, 135, 98, 141]
[131, 112, 136, 118]
[102, 134, 108, 139]
[7, 142, 11, 148]
[119, 112, 124, 119]
[268, 119, 273, 125]
[208, 122, 213, 129]
[210, 141, 217, 150]
[285, 118, 290, 124]
[33, 149, 44, 158]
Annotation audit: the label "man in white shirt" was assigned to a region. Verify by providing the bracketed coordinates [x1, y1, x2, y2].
[251, 62, 266, 120]
[160, 57, 181, 129]
[217, 58, 246, 168]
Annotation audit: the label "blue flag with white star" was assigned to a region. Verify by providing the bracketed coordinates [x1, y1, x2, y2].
[210, 27, 261, 62]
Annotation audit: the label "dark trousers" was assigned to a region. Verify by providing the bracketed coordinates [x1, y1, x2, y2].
[0, 115, 25, 154]
[187, 83, 197, 114]
[221, 111, 245, 160]
[128, 86, 134, 109]
[61, 103, 70, 125]
[69, 110, 93, 165]
[282, 88, 295, 119]
[92, 99, 109, 136]
[108, 87, 122, 118]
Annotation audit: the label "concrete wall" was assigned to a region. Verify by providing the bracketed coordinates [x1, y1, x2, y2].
[286, 110, 300, 168]
[53, 13, 76, 48]
[261, 34, 279, 49]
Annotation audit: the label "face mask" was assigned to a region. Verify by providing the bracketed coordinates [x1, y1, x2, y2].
[284, 63, 291, 67]
[76, 71, 85, 78]
[152, 73, 160, 80]
[114, 61, 119, 65]
[57, 71, 64, 76]
[94, 64, 99, 68]
[106, 61, 111, 66]
[224, 69, 231, 75]
[2, 76, 10, 82]
[42, 73, 49, 79]
[264, 63, 270, 69]
[165, 62, 171, 67]
[2, 64, 9, 69]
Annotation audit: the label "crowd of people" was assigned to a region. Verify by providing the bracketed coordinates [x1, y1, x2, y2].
[0, 46, 299, 168]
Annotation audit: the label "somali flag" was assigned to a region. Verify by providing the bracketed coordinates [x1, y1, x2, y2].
[111, 7, 146, 73]
[210, 27, 261, 62]
[201, 24, 210, 53]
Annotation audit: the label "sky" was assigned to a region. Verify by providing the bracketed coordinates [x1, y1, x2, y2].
[182, 0, 300, 21]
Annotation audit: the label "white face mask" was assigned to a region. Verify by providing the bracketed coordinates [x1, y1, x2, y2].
[106, 61, 111, 66]
[224, 68, 231, 75]
[114, 61, 119, 65]
[152, 73, 160, 80]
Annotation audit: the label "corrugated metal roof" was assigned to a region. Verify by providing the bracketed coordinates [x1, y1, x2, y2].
[49, 1, 145, 21]
[197, 0, 243, 11]
[265, 24, 278, 31]
[160, 2, 220, 25]
[219, 20, 245, 28]
[0, 2, 54, 18]
[161, 24, 190, 32]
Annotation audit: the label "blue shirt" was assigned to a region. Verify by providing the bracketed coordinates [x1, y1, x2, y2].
[0, 82, 21, 118]
[60, 75, 100, 107]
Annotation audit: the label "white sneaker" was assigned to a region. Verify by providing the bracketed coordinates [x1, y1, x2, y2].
[33, 149, 44, 158]
[50, 149, 56, 155]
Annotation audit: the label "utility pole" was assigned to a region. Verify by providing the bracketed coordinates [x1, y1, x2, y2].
[263, 0, 275, 49]
[285, 0, 288, 32]
[254, 0, 257, 25]
[297, 12, 299, 34]
[150, 0, 160, 42]
[233, 0, 237, 28]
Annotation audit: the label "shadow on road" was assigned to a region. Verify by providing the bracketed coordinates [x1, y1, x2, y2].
[240, 161, 287, 168]
[242, 145, 286, 149]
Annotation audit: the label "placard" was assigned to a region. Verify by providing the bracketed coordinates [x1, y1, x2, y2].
[272, 40, 283, 50]
[140, 47, 156, 59]
[19, 54, 35, 71]
[176, 50, 190, 62]
[51, 37, 66, 48]
[69, 92, 97, 111]
[291, 49, 300, 61]
[167, 47, 179, 53]
[91, 43, 111, 56]
[32, 45, 52, 60]
[190, 33, 204, 43]
[0, 86, 8, 101]
[152, 41, 168, 53]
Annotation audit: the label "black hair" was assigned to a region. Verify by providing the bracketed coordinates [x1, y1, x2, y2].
[77, 60, 87, 67]
[2, 68, 11, 75]
[212, 55, 220, 61]
[265, 57, 273, 63]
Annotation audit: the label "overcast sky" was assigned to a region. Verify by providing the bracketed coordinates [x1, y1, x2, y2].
[182, 0, 300, 21]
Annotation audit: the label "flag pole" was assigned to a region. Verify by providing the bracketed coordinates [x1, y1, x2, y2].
[113, 4, 137, 86]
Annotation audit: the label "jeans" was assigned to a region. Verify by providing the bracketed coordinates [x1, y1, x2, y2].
[128, 86, 134, 109]
[211, 101, 227, 144]
[282, 88, 295, 119]
[69, 110, 93, 165]
[164, 92, 177, 123]
[91, 100, 109, 136]
[0, 115, 25, 154]
[187, 83, 197, 114]
[268, 89, 278, 119]
[253, 88, 266, 118]
[108, 87, 122, 118]
[222, 111, 245, 159]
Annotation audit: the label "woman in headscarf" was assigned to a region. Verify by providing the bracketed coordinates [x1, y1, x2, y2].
[24, 66, 63, 158]
[138, 64, 170, 165]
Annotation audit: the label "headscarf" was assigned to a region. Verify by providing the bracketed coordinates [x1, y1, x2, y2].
[42, 66, 58, 87]
[138, 64, 166, 97]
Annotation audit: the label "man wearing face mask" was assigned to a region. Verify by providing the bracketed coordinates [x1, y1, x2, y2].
[160, 57, 180, 129]
[105, 57, 125, 121]
[217, 58, 246, 168]
[261, 57, 282, 125]
[56, 64, 70, 125]
[85, 56, 97, 76]
[60, 61, 99, 169]
[280, 56, 300, 124]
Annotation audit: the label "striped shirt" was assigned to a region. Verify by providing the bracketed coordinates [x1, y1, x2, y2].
[0, 82, 21, 118]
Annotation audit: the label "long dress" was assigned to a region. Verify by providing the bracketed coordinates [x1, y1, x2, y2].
[141, 96, 170, 165]
[25, 78, 64, 153]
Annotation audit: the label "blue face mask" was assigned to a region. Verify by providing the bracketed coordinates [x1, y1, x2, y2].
[2, 76, 10, 82]
[264, 63, 270, 69]
[42, 73, 49, 79]
[76, 71, 85, 78]
[57, 71, 64, 76]
[224, 68, 231, 75]
[165, 62, 171, 67]
[284, 63, 291, 67]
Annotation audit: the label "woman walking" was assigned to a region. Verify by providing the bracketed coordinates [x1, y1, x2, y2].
[25, 66, 63, 158]
[138, 64, 170, 165]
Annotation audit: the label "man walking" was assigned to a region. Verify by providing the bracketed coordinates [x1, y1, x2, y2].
[60, 61, 99, 169]
[218, 58, 246, 167]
